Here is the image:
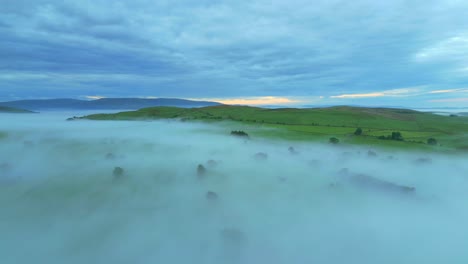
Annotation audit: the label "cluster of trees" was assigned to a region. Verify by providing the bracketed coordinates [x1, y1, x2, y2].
[197, 164, 207, 177]
[66, 116, 84, 121]
[376, 132, 438, 146]
[330, 127, 439, 147]
[113, 167, 125, 179]
[378, 131, 404, 141]
[231, 130, 249, 138]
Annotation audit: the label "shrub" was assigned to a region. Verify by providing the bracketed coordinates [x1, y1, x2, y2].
[254, 152, 268, 160]
[329, 137, 339, 144]
[197, 164, 207, 177]
[113, 167, 124, 178]
[427, 138, 438, 145]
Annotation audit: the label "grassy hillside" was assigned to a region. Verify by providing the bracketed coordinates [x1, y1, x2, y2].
[82, 105, 468, 150]
[0, 106, 34, 113]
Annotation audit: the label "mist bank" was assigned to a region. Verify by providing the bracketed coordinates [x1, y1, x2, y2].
[1, 113, 468, 263]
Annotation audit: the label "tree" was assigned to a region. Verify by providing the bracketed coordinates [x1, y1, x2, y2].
[329, 137, 339, 144]
[113, 167, 124, 179]
[427, 138, 438, 145]
[354, 128, 363, 135]
[197, 164, 207, 178]
[391, 132, 403, 141]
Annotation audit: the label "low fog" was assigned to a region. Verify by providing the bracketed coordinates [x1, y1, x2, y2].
[1, 112, 468, 264]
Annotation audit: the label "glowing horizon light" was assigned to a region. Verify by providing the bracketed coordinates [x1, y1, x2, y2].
[190, 96, 305, 105]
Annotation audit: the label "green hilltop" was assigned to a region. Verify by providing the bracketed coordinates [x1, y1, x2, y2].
[0, 106, 35, 113]
[80, 105, 468, 151]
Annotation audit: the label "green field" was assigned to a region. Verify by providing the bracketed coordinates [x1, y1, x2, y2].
[81, 105, 468, 151]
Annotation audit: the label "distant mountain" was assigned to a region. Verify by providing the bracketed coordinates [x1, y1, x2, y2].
[0, 106, 35, 113]
[0, 98, 221, 111]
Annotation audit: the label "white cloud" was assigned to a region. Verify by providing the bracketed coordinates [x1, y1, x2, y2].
[414, 35, 468, 62]
[414, 33, 468, 76]
[330, 87, 426, 99]
[84, 95, 106, 100]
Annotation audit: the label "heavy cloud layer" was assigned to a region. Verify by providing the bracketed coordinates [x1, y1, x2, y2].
[2, 1, 468, 106]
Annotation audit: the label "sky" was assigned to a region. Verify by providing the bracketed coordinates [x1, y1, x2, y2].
[1, 0, 468, 107]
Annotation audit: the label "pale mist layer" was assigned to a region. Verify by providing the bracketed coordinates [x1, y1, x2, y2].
[0, 113, 467, 264]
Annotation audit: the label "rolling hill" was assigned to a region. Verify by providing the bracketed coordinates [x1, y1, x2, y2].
[79, 105, 468, 151]
[0, 98, 221, 111]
